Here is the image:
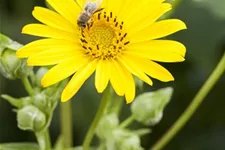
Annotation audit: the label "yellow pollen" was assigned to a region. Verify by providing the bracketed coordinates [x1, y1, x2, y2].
[89, 25, 115, 47]
[79, 10, 130, 60]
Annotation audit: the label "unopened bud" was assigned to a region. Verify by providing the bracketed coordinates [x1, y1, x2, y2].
[35, 67, 48, 88]
[131, 87, 173, 126]
[112, 129, 143, 150]
[96, 113, 119, 140]
[0, 34, 32, 79]
[17, 105, 46, 131]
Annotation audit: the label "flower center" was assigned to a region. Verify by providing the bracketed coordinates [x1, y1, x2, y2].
[79, 11, 130, 60]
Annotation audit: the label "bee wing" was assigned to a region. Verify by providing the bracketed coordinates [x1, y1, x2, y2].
[82, 0, 102, 9]
[95, 0, 103, 7]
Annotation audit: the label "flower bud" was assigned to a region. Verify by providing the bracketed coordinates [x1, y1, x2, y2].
[131, 87, 173, 126]
[32, 92, 49, 113]
[0, 34, 32, 79]
[96, 113, 119, 140]
[119, 134, 143, 150]
[17, 105, 47, 131]
[112, 129, 143, 150]
[35, 67, 49, 88]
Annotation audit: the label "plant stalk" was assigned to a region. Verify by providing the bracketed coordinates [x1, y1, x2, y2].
[82, 85, 111, 150]
[60, 101, 73, 148]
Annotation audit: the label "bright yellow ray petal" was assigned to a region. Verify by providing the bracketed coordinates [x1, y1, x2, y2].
[27, 49, 83, 66]
[46, 0, 80, 26]
[126, 3, 172, 35]
[118, 55, 153, 86]
[126, 55, 174, 82]
[32, 7, 77, 33]
[22, 24, 77, 41]
[143, 60, 174, 82]
[61, 59, 97, 102]
[121, 67, 135, 104]
[129, 19, 187, 43]
[105, 0, 123, 15]
[120, 0, 165, 22]
[109, 60, 125, 96]
[126, 51, 185, 62]
[41, 56, 89, 87]
[127, 40, 186, 56]
[17, 39, 80, 58]
[75, 0, 83, 8]
[95, 59, 110, 93]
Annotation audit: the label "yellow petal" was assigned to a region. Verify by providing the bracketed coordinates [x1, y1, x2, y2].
[61, 59, 97, 102]
[22, 24, 77, 41]
[32, 7, 77, 33]
[41, 56, 89, 87]
[129, 19, 187, 42]
[126, 55, 174, 82]
[75, 0, 83, 8]
[122, 67, 135, 104]
[118, 55, 153, 86]
[46, 0, 80, 26]
[95, 59, 110, 93]
[126, 51, 185, 63]
[127, 40, 186, 56]
[27, 49, 83, 66]
[17, 39, 80, 58]
[109, 60, 125, 96]
[126, 3, 172, 35]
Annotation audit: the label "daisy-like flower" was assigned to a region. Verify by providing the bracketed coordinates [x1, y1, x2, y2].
[16, 0, 186, 103]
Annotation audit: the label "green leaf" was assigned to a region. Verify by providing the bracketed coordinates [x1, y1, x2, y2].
[0, 143, 39, 150]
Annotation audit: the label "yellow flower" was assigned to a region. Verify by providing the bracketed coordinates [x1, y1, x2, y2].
[16, 0, 186, 103]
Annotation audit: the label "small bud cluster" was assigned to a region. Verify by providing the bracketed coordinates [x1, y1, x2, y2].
[0, 34, 67, 132]
[95, 87, 173, 150]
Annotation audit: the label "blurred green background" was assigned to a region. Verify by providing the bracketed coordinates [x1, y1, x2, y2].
[0, 0, 225, 149]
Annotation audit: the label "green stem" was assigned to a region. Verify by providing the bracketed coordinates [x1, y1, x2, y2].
[133, 129, 151, 136]
[119, 115, 135, 128]
[35, 130, 51, 150]
[60, 100, 73, 148]
[111, 95, 124, 115]
[21, 77, 34, 96]
[83, 85, 111, 150]
[151, 52, 225, 150]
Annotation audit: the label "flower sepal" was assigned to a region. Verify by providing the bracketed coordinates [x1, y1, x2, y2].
[1, 94, 32, 109]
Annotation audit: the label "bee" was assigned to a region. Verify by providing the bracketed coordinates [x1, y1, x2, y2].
[77, 0, 103, 27]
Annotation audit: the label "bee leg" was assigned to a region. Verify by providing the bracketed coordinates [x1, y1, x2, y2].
[94, 8, 104, 14]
